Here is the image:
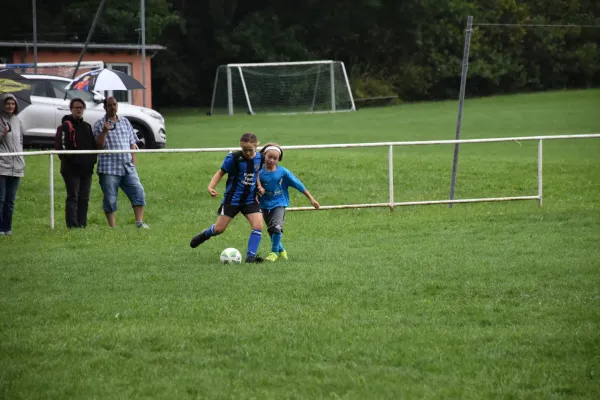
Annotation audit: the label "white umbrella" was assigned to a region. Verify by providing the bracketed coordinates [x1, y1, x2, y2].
[66, 68, 145, 92]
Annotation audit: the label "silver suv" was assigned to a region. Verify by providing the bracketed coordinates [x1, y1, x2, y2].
[20, 74, 166, 148]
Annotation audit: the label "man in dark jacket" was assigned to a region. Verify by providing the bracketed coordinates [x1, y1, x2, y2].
[56, 98, 97, 228]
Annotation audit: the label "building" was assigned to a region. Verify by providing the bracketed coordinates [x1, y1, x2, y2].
[0, 41, 166, 108]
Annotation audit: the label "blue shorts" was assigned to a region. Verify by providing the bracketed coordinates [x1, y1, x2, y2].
[99, 172, 146, 213]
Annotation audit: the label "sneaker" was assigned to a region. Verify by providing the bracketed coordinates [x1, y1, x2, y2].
[0, 231, 5, 236]
[279, 250, 288, 260]
[136, 222, 150, 229]
[245, 255, 264, 263]
[5, 231, 12, 236]
[265, 252, 278, 262]
[190, 233, 208, 248]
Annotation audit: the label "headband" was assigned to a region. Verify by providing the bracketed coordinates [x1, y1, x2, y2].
[264, 146, 281, 154]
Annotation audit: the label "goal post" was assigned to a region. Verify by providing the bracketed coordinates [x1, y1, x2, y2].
[209, 60, 356, 116]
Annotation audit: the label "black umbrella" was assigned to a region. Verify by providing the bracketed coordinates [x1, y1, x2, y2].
[0, 69, 31, 113]
[66, 68, 145, 92]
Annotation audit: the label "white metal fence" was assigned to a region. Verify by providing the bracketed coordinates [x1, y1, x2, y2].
[2, 133, 599, 229]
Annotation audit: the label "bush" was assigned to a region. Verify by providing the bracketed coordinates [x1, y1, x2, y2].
[351, 75, 398, 99]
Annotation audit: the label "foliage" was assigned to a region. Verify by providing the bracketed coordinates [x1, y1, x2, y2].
[2, 0, 599, 106]
[351, 74, 397, 99]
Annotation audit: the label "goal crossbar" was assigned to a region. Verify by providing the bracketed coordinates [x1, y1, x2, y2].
[226, 60, 335, 67]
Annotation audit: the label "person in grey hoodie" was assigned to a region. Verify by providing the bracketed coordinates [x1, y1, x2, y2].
[0, 93, 24, 236]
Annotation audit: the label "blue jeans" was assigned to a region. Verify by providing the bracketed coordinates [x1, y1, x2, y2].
[0, 175, 20, 232]
[98, 172, 146, 213]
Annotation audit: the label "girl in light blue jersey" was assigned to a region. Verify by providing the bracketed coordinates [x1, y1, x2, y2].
[258, 143, 319, 262]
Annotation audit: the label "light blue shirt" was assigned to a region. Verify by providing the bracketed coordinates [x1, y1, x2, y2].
[259, 165, 306, 210]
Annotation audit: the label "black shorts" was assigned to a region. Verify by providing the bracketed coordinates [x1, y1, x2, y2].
[217, 202, 262, 218]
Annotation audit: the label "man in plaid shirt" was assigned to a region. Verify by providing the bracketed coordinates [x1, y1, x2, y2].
[93, 97, 149, 228]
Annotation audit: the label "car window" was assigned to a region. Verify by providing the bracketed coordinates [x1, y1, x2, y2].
[28, 80, 49, 97]
[48, 80, 96, 102]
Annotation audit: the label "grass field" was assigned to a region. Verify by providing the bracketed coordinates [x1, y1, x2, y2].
[2, 89, 600, 399]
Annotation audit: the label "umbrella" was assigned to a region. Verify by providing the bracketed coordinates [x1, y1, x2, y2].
[0, 69, 31, 113]
[66, 68, 145, 92]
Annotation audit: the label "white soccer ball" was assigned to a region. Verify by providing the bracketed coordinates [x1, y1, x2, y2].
[220, 248, 242, 264]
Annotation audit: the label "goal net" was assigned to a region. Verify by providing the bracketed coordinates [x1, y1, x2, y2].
[209, 61, 356, 115]
[0, 61, 104, 79]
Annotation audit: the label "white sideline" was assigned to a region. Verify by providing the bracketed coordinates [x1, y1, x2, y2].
[1, 133, 598, 229]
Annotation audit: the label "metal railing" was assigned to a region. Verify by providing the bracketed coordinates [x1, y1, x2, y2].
[2, 133, 599, 229]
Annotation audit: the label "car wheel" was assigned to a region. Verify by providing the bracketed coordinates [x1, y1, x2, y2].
[132, 123, 156, 149]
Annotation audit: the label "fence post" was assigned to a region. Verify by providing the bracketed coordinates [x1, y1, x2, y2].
[388, 145, 394, 211]
[538, 139, 543, 207]
[49, 154, 55, 229]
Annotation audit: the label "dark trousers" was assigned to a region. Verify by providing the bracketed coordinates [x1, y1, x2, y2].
[0, 175, 20, 232]
[62, 172, 93, 228]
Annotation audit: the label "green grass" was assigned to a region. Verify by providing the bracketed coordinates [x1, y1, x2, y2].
[2, 89, 600, 399]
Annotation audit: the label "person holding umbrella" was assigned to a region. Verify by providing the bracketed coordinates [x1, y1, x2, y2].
[0, 93, 24, 236]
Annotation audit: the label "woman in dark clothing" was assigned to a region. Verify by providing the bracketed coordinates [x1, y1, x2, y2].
[56, 98, 97, 228]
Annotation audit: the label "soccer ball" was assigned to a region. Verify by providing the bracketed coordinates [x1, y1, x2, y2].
[220, 248, 242, 264]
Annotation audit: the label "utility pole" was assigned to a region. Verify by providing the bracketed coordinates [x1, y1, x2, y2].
[449, 16, 473, 207]
[141, 0, 147, 107]
[32, 0, 38, 73]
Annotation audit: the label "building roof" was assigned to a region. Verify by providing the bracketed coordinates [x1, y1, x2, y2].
[0, 41, 166, 51]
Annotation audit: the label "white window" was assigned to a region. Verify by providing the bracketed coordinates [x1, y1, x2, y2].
[105, 62, 132, 104]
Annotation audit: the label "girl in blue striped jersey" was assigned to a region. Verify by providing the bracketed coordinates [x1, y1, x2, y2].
[190, 133, 265, 263]
[258, 143, 320, 262]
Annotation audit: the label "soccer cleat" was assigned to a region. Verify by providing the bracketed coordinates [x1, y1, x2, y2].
[136, 223, 150, 229]
[265, 252, 278, 262]
[278, 250, 288, 260]
[245, 255, 264, 263]
[190, 233, 209, 248]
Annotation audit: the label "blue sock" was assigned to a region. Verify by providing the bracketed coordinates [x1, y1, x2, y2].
[247, 229, 262, 257]
[271, 233, 282, 253]
[203, 224, 218, 238]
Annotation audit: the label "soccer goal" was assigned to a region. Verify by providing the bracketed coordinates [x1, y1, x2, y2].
[0, 61, 104, 79]
[209, 61, 356, 116]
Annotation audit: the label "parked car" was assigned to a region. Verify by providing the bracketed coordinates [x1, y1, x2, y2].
[20, 74, 166, 149]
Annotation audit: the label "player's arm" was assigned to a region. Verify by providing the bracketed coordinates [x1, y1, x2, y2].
[302, 189, 320, 209]
[256, 171, 265, 196]
[285, 169, 319, 209]
[208, 169, 225, 197]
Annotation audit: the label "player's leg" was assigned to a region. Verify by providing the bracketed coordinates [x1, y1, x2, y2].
[262, 209, 277, 261]
[243, 204, 263, 262]
[265, 207, 286, 261]
[190, 204, 235, 248]
[277, 208, 287, 259]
